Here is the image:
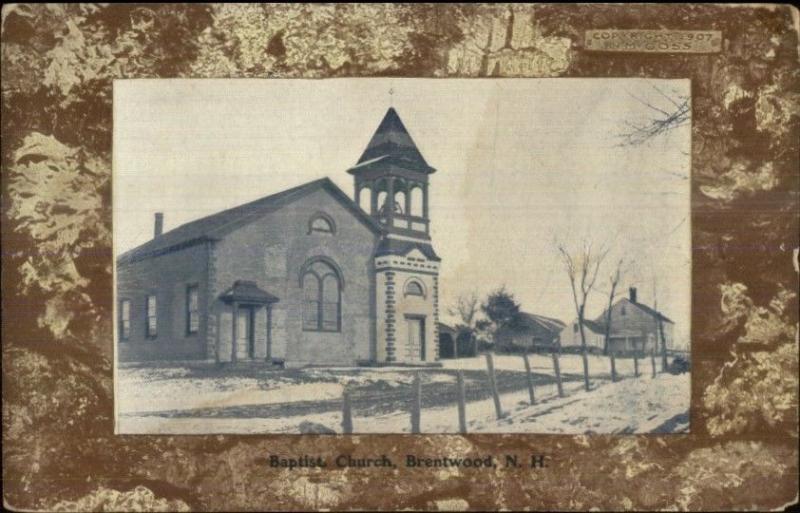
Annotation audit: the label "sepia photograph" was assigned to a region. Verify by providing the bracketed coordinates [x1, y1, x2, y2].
[113, 78, 691, 434]
[4, 4, 798, 511]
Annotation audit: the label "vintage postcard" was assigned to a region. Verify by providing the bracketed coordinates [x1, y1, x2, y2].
[3, 3, 798, 512]
[113, 78, 691, 435]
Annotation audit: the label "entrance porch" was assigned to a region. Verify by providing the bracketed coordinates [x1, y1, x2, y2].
[217, 280, 279, 363]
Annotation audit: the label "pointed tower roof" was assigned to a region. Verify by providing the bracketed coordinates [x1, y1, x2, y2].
[348, 108, 436, 174]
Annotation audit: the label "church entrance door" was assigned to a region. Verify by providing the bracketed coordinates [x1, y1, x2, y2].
[407, 316, 426, 361]
[236, 306, 255, 360]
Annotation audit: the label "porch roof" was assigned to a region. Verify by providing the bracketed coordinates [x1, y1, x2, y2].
[220, 280, 280, 304]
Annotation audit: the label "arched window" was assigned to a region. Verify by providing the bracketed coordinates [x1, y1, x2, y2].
[377, 191, 388, 215]
[358, 185, 371, 213]
[308, 212, 335, 234]
[394, 190, 406, 215]
[404, 279, 425, 298]
[410, 186, 424, 217]
[301, 259, 341, 332]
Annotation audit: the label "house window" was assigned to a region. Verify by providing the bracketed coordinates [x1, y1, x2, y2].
[301, 259, 341, 332]
[308, 213, 335, 234]
[404, 280, 425, 298]
[186, 285, 199, 334]
[119, 299, 131, 341]
[621, 305, 627, 316]
[146, 294, 157, 338]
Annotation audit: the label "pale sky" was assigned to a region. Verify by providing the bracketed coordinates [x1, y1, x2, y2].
[114, 78, 691, 344]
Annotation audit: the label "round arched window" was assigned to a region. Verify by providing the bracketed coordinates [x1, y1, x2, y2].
[308, 213, 335, 234]
[404, 280, 425, 298]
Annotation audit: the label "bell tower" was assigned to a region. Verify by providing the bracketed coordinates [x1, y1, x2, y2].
[347, 107, 435, 240]
[348, 108, 441, 364]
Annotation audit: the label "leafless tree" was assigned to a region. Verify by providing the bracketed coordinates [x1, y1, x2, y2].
[602, 258, 626, 356]
[448, 291, 481, 358]
[557, 239, 609, 391]
[617, 83, 690, 147]
[652, 276, 669, 370]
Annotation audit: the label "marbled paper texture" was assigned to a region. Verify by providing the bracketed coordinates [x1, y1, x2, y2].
[2, 3, 798, 511]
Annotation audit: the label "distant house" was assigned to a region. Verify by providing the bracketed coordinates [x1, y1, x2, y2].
[560, 318, 605, 353]
[437, 322, 479, 358]
[595, 287, 675, 355]
[494, 312, 566, 352]
[437, 322, 457, 358]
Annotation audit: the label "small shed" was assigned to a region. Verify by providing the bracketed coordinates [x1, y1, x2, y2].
[494, 312, 566, 353]
[437, 322, 458, 358]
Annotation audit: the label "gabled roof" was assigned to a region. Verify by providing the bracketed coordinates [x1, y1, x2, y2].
[627, 299, 674, 324]
[375, 238, 440, 262]
[117, 178, 383, 264]
[347, 108, 436, 175]
[580, 318, 606, 334]
[437, 322, 457, 336]
[594, 298, 674, 324]
[507, 312, 566, 334]
[220, 280, 279, 304]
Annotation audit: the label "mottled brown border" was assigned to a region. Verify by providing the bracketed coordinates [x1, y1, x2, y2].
[2, 4, 798, 511]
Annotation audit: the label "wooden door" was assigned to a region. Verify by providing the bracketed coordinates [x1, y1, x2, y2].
[407, 317, 426, 361]
[236, 307, 254, 360]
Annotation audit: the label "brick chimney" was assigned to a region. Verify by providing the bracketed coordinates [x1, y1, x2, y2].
[629, 287, 637, 303]
[154, 212, 164, 238]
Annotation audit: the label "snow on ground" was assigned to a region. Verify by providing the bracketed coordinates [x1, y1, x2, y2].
[471, 372, 690, 434]
[118, 367, 342, 414]
[117, 365, 460, 415]
[117, 355, 690, 434]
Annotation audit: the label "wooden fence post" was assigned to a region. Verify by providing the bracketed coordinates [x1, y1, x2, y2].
[522, 353, 536, 405]
[456, 370, 467, 433]
[633, 350, 640, 378]
[551, 350, 564, 398]
[610, 351, 618, 382]
[650, 349, 657, 378]
[342, 387, 353, 434]
[580, 348, 591, 392]
[411, 372, 422, 434]
[485, 353, 504, 419]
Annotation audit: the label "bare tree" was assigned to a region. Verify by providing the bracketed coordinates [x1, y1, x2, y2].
[617, 83, 690, 147]
[557, 239, 609, 391]
[652, 277, 669, 371]
[449, 291, 480, 358]
[602, 258, 626, 356]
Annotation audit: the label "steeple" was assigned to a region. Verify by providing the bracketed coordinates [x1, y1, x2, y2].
[353, 108, 435, 174]
[347, 108, 435, 239]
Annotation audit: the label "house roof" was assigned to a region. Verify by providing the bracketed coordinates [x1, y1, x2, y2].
[437, 322, 457, 336]
[117, 178, 383, 264]
[219, 280, 280, 304]
[511, 312, 566, 334]
[347, 108, 436, 175]
[580, 318, 606, 334]
[627, 299, 674, 324]
[375, 237, 441, 262]
[596, 298, 674, 324]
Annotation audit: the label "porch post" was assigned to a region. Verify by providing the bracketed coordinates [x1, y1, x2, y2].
[267, 305, 273, 361]
[231, 301, 239, 362]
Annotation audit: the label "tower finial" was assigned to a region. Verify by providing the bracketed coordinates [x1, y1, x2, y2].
[388, 86, 394, 106]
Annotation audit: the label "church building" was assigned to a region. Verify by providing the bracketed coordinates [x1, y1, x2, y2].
[116, 108, 441, 367]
